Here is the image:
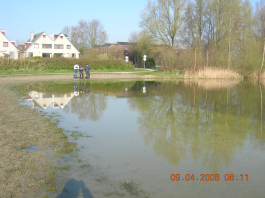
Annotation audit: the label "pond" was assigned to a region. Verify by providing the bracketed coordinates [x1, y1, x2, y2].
[21, 79, 265, 198]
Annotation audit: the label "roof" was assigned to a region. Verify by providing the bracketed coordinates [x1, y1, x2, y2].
[25, 32, 45, 50]
[26, 32, 44, 43]
[0, 31, 19, 51]
[48, 33, 60, 41]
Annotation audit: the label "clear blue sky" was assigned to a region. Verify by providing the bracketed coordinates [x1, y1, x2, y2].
[0, 0, 258, 44]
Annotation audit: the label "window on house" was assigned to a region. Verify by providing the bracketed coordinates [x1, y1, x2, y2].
[54, 44, 64, 49]
[34, 44, 39, 48]
[3, 42, 8, 47]
[67, 45, 71, 49]
[42, 44, 52, 48]
[43, 35, 46, 38]
[42, 53, 51, 58]
[60, 36, 63, 39]
[72, 53, 75, 58]
[28, 52, 33, 57]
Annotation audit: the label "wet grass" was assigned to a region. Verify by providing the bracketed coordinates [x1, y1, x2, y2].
[80, 163, 91, 168]
[0, 79, 83, 197]
[70, 131, 91, 140]
[104, 189, 125, 196]
[120, 180, 150, 197]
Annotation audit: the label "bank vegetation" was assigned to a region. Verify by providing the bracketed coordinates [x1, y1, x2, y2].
[128, 0, 265, 78]
[0, 57, 134, 71]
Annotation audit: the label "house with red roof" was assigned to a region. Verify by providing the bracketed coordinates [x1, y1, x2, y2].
[0, 29, 19, 59]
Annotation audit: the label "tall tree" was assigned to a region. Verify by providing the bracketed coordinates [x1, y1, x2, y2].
[140, 0, 186, 48]
[61, 19, 108, 51]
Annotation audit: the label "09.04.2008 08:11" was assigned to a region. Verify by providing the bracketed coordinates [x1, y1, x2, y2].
[171, 174, 248, 181]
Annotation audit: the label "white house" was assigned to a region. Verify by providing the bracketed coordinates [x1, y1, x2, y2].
[0, 29, 19, 59]
[19, 31, 79, 58]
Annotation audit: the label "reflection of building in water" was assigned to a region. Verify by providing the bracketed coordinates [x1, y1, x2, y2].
[27, 91, 74, 110]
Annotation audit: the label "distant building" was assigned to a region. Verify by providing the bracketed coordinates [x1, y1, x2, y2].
[18, 31, 79, 58]
[92, 41, 134, 61]
[0, 29, 19, 59]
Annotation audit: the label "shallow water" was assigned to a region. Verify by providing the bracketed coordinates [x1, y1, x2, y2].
[22, 80, 265, 198]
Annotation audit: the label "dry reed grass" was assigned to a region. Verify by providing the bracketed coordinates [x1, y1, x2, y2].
[184, 67, 241, 79]
[184, 79, 240, 90]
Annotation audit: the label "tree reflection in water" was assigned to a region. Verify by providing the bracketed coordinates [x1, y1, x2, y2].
[64, 82, 107, 121]
[128, 81, 265, 173]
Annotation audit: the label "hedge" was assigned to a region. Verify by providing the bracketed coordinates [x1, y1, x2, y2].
[0, 57, 135, 71]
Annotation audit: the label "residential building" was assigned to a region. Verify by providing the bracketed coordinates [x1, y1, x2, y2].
[19, 31, 79, 58]
[0, 29, 19, 59]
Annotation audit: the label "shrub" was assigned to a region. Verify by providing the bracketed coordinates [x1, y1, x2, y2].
[0, 57, 135, 71]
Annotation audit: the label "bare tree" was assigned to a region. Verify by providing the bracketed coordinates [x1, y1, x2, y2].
[61, 25, 72, 39]
[62, 19, 108, 51]
[87, 19, 107, 48]
[140, 0, 186, 48]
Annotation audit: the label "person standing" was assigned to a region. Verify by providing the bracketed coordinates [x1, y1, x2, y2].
[85, 64, 91, 79]
[79, 64, 84, 79]
[74, 64, 79, 80]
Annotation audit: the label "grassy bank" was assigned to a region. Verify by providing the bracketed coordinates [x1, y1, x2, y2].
[0, 77, 85, 197]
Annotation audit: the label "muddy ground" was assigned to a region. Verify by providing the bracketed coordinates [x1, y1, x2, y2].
[0, 73, 156, 198]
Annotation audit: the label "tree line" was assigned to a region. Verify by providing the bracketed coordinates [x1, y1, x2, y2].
[62, 19, 108, 57]
[129, 0, 265, 77]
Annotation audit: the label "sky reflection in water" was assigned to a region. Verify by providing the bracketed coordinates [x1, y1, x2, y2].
[25, 80, 265, 198]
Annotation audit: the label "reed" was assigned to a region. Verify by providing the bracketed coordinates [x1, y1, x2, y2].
[184, 79, 240, 90]
[184, 67, 241, 79]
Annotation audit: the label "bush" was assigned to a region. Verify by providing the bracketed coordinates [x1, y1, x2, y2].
[0, 57, 135, 71]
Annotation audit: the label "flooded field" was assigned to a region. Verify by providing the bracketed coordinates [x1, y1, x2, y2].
[20, 80, 265, 198]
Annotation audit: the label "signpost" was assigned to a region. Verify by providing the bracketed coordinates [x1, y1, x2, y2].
[143, 55, 146, 69]
[125, 56, 128, 62]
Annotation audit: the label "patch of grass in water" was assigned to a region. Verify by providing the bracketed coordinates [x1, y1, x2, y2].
[104, 189, 125, 196]
[121, 180, 139, 195]
[55, 165, 70, 171]
[120, 180, 150, 197]
[80, 163, 91, 168]
[70, 131, 92, 140]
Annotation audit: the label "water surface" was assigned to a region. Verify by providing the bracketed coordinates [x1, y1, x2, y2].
[22, 80, 265, 198]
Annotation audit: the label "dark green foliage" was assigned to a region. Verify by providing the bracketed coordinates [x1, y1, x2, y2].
[0, 57, 134, 71]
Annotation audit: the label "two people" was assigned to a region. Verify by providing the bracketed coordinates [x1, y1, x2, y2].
[74, 64, 91, 80]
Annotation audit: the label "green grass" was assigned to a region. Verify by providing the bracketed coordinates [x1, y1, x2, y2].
[0, 68, 143, 76]
[0, 69, 73, 75]
[135, 70, 184, 78]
